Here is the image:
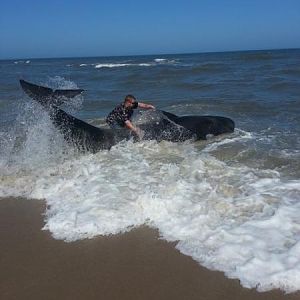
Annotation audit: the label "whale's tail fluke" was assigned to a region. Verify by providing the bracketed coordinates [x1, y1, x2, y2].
[20, 79, 84, 107]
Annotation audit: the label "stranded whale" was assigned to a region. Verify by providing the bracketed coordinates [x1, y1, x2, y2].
[20, 80, 235, 152]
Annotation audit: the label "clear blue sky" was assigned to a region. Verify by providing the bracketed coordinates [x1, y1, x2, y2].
[1, 0, 300, 59]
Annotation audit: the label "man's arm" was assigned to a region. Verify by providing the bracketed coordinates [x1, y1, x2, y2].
[138, 102, 155, 109]
[125, 120, 140, 136]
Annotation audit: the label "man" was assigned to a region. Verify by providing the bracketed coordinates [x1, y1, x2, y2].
[106, 95, 155, 138]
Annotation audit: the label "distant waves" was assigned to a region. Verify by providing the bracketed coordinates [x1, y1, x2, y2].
[67, 58, 178, 69]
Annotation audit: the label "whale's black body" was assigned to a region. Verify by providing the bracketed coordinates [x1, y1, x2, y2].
[20, 80, 235, 152]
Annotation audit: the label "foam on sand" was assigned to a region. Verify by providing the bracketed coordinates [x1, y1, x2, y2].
[1, 134, 300, 293]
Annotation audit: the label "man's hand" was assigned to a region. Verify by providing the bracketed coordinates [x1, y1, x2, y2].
[125, 120, 144, 140]
[138, 102, 155, 110]
[135, 127, 145, 140]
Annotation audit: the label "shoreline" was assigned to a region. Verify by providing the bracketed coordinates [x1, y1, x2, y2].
[1, 197, 299, 300]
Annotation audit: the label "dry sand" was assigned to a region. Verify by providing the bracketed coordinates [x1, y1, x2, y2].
[1, 197, 299, 300]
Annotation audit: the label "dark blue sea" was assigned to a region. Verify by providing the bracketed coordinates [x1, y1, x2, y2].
[1, 49, 300, 292]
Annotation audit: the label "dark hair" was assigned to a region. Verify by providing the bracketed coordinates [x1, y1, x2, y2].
[124, 94, 136, 102]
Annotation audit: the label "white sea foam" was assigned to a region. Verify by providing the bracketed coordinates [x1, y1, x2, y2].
[1, 132, 300, 293]
[202, 129, 254, 152]
[95, 63, 132, 68]
[14, 60, 30, 64]
[94, 63, 152, 68]
[69, 59, 178, 69]
[138, 63, 152, 66]
[154, 58, 177, 64]
[92, 60, 175, 69]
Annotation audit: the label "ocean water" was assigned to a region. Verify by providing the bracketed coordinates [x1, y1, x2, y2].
[1, 49, 300, 292]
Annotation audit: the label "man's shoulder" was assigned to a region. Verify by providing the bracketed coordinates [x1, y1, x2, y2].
[115, 103, 125, 110]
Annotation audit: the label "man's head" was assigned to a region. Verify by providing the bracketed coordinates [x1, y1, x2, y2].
[124, 95, 138, 108]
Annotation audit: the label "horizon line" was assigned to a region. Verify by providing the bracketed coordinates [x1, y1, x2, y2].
[1, 47, 299, 61]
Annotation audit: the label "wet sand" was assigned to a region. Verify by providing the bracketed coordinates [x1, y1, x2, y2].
[0, 197, 299, 300]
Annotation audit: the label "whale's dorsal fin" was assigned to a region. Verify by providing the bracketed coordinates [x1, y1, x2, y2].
[161, 110, 178, 122]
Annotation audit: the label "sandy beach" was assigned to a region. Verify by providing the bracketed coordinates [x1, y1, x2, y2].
[0, 197, 299, 300]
